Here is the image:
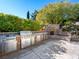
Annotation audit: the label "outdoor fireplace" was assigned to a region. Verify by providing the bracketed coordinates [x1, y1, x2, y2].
[50, 31, 54, 35]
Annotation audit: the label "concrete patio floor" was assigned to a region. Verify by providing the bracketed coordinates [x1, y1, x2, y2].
[0, 39, 58, 59]
[0, 39, 79, 59]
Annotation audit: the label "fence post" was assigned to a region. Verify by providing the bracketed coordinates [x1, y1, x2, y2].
[16, 35, 21, 50]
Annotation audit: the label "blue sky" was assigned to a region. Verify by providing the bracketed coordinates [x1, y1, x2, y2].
[0, 0, 79, 18]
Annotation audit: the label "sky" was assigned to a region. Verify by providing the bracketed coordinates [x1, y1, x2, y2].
[0, 0, 79, 18]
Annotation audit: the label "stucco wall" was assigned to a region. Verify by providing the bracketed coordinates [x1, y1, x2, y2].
[0, 37, 17, 54]
[0, 31, 48, 56]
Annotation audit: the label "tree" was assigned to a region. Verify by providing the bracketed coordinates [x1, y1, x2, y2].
[27, 11, 30, 19]
[57, 0, 69, 3]
[31, 10, 38, 20]
[0, 13, 44, 32]
[0, 13, 23, 32]
[36, 3, 79, 25]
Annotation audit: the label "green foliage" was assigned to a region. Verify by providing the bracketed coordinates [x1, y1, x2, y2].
[22, 20, 42, 31]
[0, 13, 42, 32]
[27, 11, 30, 19]
[0, 13, 23, 32]
[2, 2, 79, 32]
[36, 3, 79, 25]
[31, 10, 38, 20]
